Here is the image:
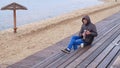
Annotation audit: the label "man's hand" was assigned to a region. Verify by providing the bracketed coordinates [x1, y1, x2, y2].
[86, 30, 91, 35]
[82, 33, 85, 37]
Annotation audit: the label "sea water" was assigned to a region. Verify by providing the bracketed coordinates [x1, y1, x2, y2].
[0, 0, 103, 30]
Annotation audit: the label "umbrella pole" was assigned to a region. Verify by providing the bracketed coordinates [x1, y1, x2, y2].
[13, 9, 17, 33]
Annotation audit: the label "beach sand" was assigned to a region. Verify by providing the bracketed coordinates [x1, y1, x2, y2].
[0, 0, 120, 67]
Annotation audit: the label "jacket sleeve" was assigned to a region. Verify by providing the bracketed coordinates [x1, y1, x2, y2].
[90, 25, 98, 37]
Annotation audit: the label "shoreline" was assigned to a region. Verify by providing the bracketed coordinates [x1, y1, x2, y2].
[0, 1, 118, 36]
[0, 3, 119, 39]
[0, 0, 120, 68]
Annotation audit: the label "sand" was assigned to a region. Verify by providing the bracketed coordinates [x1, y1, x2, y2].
[0, 0, 120, 68]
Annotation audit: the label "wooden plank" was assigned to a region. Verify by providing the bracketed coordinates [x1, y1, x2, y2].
[66, 23, 120, 68]
[57, 46, 90, 68]
[78, 46, 115, 68]
[76, 27, 120, 68]
[7, 64, 29, 68]
[97, 46, 120, 68]
[31, 15, 118, 66]
[35, 12, 120, 68]
[31, 26, 104, 68]
[44, 22, 109, 67]
[46, 46, 91, 68]
[37, 19, 119, 67]
[96, 15, 120, 38]
[97, 21, 117, 38]
[31, 52, 65, 68]
[57, 25, 115, 68]
[107, 51, 120, 68]
[95, 11, 120, 30]
[87, 35, 120, 68]
[67, 23, 120, 66]
[45, 21, 113, 68]
[30, 11, 120, 67]
[37, 30, 107, 67]
[7, 11, 120, 68]
[27, 15, 120, 68]
[86, 45, 113, 68]
[43, 18, 120, 67]
[112, 56, 120, 68]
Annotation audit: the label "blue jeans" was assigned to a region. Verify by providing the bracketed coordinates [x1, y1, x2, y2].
[67, 36, 84, 50]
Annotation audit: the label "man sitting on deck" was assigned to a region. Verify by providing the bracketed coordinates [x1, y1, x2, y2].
[62, 15, 98, 54]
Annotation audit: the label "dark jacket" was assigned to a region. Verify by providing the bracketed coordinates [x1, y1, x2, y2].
[79, 15, 98, 45]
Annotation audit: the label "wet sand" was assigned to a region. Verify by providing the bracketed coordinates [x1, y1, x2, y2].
[0, 0, 120, 68]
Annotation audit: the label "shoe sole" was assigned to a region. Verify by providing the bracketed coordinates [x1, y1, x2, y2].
[61, 50, 70, 54]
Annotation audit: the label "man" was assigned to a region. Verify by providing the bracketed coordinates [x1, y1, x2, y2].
[61, 15, 98, 54]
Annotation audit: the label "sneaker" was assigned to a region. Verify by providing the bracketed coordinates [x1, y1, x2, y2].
[61, 48, 70, 54]
[80, 43, 84, 48]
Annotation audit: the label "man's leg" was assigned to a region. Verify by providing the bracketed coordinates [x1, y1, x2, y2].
[67, 36, 81, 50]
[73, 39, 84, 50]
[61, 36, 81, 53]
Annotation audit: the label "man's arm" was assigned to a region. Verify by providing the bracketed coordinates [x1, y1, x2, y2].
[79, 26, 84, 37]
[90, 25, 98, 37]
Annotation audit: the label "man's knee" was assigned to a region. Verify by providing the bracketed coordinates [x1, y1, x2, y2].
[71, 36, 78, 39]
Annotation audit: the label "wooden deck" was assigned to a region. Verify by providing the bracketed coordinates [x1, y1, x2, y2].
[7, 11, 120, 68]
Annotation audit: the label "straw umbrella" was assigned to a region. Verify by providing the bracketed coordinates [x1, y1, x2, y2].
[1, 2, 27, 33]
